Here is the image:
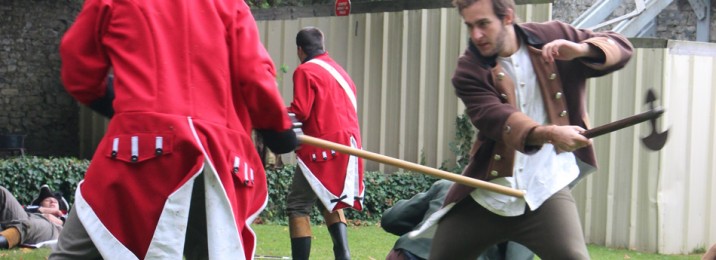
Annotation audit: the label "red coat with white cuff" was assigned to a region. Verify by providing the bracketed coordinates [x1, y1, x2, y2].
[288, 53, 365, 212]
[59, 0, 291, 259]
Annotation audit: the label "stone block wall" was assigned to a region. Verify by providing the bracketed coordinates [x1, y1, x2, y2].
[0, 1, 81, 156]
[554, 0, 712, 42]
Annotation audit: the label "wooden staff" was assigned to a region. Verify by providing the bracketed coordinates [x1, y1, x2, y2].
[297, 135, 525, 198]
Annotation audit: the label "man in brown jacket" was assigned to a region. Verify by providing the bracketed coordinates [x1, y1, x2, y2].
[429, 0, 633, 259]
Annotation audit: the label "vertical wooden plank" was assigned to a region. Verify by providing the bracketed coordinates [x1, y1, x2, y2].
[327, 16, 351, 69]
[635, 47, 664, 252]
[628, 48, 645, 250]
[422, 10, 440, 167]
[348, 14, 367, 138]
[658, 51, 690, 254]
[403, 10, 423, 164]
[417, 9, 428, 165]
[362, 13, 385, 171]
[686, 55, 712, 252]
[378, 13, 390, 172]
[436, 8, 448, 166]
[708, 56, 716, 247]
[604, 71, 618, 247]
[377, 12, 404, 173]
[399, 11, 409, 161]
[281, 20, 300, 102]
[360, 13, 376, 171]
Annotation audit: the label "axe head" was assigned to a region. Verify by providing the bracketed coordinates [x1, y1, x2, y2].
[642, 128, 668, 150]
[641, 89, 668, 151]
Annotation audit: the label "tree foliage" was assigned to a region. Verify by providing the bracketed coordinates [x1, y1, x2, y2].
[247, 0, 379, 9]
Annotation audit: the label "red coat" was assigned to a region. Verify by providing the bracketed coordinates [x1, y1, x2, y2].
[288, 53, 364, 211]
[60, 0, 291, 259]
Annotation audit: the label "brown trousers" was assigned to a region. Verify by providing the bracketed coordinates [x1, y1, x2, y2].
[429, 188, 589, 260]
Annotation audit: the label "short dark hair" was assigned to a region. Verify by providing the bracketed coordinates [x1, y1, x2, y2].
[452, 0, 515, 20]
[296, 27, 325, 57]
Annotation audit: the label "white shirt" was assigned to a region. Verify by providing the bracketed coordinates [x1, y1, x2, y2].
[470, 42, 580, 217]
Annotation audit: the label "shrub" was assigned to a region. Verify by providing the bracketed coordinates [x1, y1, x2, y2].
[0, 156, 88, 206]
[260, 165, 438, 225]
[0, 156, 442, 225]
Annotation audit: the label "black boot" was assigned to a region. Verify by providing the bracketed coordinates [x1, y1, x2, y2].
[327, 222, 350, 260]
[0, 236, 8, 249]
[290, 237, 311, 260]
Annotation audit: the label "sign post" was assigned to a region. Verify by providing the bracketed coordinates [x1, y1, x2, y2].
[335, 0, 351, 16]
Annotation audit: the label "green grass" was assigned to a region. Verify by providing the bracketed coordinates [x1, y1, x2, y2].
[583, 245, 701, 260]
[254, 223, 396, 260]
[0, 224, 704, 259]
[0, 247, 51, 259]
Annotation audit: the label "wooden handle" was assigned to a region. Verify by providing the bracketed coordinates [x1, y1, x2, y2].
[582, 107, 664, 139]
[297, 135, 525, 198]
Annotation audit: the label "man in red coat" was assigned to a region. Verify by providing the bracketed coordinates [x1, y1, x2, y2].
[51, 0, 297, 259]
[286, 27, 364, 260]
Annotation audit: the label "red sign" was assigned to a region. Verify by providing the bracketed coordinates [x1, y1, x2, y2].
[335, 0, 351, 16]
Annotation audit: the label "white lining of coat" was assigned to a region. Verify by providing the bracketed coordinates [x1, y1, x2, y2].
[74, 117, 256, 259]
[296, 135, 361, 211]
[144, 174, 197, 259]
[74, 180, 139, 260]
[187, 117, 246, 259]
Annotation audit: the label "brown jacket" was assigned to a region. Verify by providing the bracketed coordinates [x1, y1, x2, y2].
[445, 21, 633, 205]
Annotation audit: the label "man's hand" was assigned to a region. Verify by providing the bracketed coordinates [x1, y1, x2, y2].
[530, 125, 592, 153]
[541, 40, 600, 63]
[38, 207, 64, 218]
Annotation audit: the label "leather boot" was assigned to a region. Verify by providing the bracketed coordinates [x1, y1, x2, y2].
[289, 216, 312, 260]
[327, 222, 351, 260]
[0, 227, 20, 249]
[0, 235, 7, 249]
[290, 237, 311, 260]
[321, 208, 350, 259]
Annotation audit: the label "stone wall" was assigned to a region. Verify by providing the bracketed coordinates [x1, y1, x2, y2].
[0, 1, 81, 156]
[554, 0, 712, 42]
[0, 0, 713, 157]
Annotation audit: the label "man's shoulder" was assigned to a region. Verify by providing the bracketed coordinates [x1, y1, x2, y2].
[519, 20, 571, 31]
[517, 20, 578, 43]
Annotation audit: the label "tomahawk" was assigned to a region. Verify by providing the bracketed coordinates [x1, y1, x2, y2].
[295, 88, 668, 198]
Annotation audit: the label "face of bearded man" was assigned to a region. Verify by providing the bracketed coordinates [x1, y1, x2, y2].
[461, 0, 511, 57]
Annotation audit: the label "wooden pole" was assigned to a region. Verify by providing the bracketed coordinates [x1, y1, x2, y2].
[298, 135, 525, 198]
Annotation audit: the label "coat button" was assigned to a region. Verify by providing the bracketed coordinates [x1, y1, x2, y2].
[560, 110, 567, 117]
[494, 154, 502, 161]
[549, 73, 557, 80]
[504, 125, 511, 133]
[497, 72, 505, 80]
[500, 93, 508, 99]
[490, 170, 499, 176]
[555, 92, 563, 99]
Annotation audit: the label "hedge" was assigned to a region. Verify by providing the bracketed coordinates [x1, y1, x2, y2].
[0, 156, 87, 206]
[260, 164, 438, 225]
[0, 156, 439, 224]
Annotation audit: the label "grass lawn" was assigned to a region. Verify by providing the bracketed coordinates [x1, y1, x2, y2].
[0, 224, 704, 259]
[253, 224, 703, 260]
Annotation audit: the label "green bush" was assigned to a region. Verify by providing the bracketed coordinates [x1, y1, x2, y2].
[260, 165, 438, 225]
[0, 156, 88, 206]
[0, 156, 442, 226]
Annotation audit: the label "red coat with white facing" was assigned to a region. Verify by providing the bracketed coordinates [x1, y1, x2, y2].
[288, 53, 365, 212]
[59, 0, 291, 259]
